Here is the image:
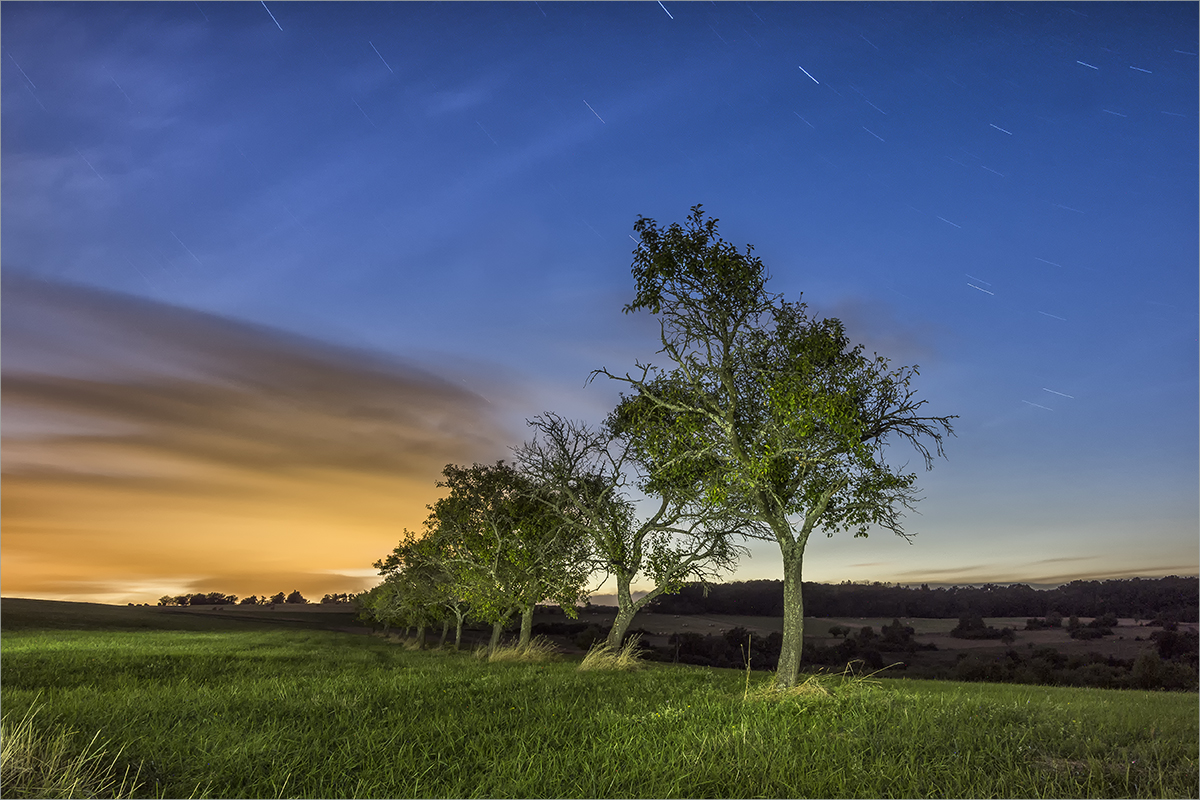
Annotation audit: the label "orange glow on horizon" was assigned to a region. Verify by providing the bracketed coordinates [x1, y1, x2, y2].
[1, 276, 511, 605]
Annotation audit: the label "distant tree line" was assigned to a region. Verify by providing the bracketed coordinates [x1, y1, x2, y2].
[645, 576, 1199, 621]
[156, 590, 355, 607]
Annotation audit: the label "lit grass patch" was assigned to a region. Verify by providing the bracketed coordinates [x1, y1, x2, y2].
[0, 702, 143, 799]
[487, 636, 561, 663]
[578, 634, 645, 671]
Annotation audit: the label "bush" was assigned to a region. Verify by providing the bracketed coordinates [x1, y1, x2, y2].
[951, 613, 1008, 640]
[1069, 627, 1109, 640]
[1131, 651, 1163, 689]
[571, 624, 607, 651]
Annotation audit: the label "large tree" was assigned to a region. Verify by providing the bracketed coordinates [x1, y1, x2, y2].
[516, 412, 757, 650]
[426, 461, 592, 650]
[595, 206, 956, 689]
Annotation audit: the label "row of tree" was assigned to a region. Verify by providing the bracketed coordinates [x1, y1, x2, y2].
[360, 206, 956, 689]
[156, 590, 354, 606]
[645, 576, 1199, 621]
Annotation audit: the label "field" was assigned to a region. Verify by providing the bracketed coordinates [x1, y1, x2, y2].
[1, 598, 1196, 798]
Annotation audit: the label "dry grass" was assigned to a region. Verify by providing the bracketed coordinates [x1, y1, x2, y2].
[486, 636, 561, 664]
[747, 660, 900, 702]
[0, 702, 142, 799]
[746, 672, 832, 701]
[578, 634, 646, 671]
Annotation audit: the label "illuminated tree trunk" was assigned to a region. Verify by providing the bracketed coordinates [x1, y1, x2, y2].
[607, 575, 638, 650]
[519, 605, 534, 648]
[605, 571, 668, 650]
[773, 530, 811, 690]
[489, 620, 504, 651]
[438, 619, 449, 648]
[415, 620, 426, 650]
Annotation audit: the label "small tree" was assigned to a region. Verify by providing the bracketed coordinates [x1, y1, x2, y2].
[515, 412, 758, 649]
[285, 590, 308, 604]
[269, 592, 286, 605]
[427, 461, 592, 650]
[375, 530, 470, 649]
[595, 206, 955, 689]
[356, 579, 407, 634]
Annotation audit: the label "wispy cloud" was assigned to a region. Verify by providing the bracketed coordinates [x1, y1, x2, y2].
[1, 275, 509, 602]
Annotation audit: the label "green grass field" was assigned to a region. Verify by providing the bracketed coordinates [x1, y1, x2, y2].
[2, 599, 1196, 798]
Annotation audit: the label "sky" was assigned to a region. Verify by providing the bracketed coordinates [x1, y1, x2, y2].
[2, 1, 1197, 606]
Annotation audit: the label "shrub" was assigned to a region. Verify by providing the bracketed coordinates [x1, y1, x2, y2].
[1069, 627, 1108, 641]
[951, 613, 1007, 640]
[572, 624, 607, 651]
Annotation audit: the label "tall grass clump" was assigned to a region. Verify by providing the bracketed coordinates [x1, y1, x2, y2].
[0, 703, 142, 799]
[578, 634, 645, 671]
[486, 636, 560, 664]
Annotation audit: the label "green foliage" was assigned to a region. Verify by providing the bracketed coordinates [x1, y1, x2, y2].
[516, 411, 752, 649]
[364, 460, 591, 652]
[599, 205, 956, 688]
[368, 530, 467, 646]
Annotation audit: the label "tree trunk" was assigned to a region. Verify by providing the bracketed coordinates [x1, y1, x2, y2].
[453, 609, 464, 650]
[773, 540, 808, 690]
[606, 571, 643, 650]
[438, 619, 449, 648]
[415, 620, 427, 650]
[490, 620, 504, 651]
[518, 605, 534, 648]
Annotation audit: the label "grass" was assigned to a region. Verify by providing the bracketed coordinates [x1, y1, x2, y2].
[1, 701, 145, 799]
[1, 603, 1196, 798]
[578, 635, 645, 671]
[485, 636, 561, 664]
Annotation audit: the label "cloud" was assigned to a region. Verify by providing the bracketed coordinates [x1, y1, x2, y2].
[1, 274, 511, 602]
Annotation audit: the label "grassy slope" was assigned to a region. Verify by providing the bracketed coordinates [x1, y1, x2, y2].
[2, 599, 1196, 798]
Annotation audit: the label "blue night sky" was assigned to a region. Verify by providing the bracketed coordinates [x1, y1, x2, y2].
[2, 2, 1197, 605]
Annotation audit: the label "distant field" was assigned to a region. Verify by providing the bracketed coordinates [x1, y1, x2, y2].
[0, 597, 360, 633]
[551, 608, 1166, 671]
[2, 598, 1196, 798]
